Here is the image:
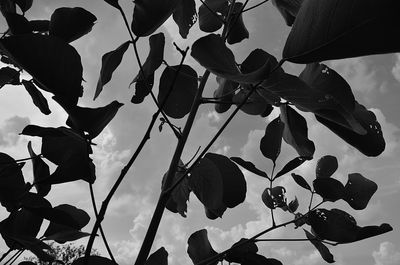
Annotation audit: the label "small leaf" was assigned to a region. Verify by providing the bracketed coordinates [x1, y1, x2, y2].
[275, 157, 306, 179]
[104, 0, 120, 9]
[95, 41, 131, 100]
[158, 64, 198, 119]
[230, 157, 269, 179]
[131, 33, 165, 104]
[283, 0, 400, 63]
[71, 256, 117, 265]
[315, 155, 338, 178]
[0, 66, 20, 87]
[198, 0, 227, 33]
[187, 229, 218, 265]
[291, 173, 311, 191]
[225, 238, 258, 263]
[27, 141, 51, 197]
[260, 117, 284, 163]
[49, 7, 97, 43]
[288, 197, 299, 213]
[304, 229, 335, 263]
[262, 186, 286, 209]
[226, 2, 249, 45]
[173, 0, 197, 38]
[145, 247, 168, 265]
[22, 80, 51, 115]
[14, 0, 33, 13]
[313, 178, 345, 202]
[131, 0, 180, 37]
[280, 104, 315, 158]
[65, 100, 123, 139]
[343, 173, 378, 210]
[44, 230, 91, 243]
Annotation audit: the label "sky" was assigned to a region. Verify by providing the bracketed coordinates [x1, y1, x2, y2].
[1, 1, 400, 265]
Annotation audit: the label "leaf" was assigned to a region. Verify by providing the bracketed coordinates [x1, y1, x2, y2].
[104, 0, 120, 9]
[162, 160, 190, 217]
[6, 236, 53, 261]
[191, 35, 279, 83]
[198, 0, 227, 33]
[72, 256, 118, 265]
[0, 34, 83, 107]
[158, 64, 198, 119]
[213, 76, 237, 113]
[226, 2, 249, 45]
[291, 173, 311, 191]
[43, 230, 91, 243]
[233, 89, 273, 116]
[14, 0, 33, 13]
[172, 0, 197, 38]
[260, 116, 285, 163]
[356, 223, 393, 241]
[240, 253, 283, 265]
[65, 100, 123, 139]
[343, 173, 378, 210]
[288, 197, 299, 213]
[230, 157, 269, 179]
[49, 7, 97, 43]
[280, 104, 315, 158]
[272, 0, 303, 26]
[304, 229, 335, 263]
[316, 102, 385, 157]
[4, 12, 32, 35]
[275, 157, 306, 179]
[131, 0, 180, 37]
[315, 155, 338, 179]
[22, 80, 51, 115]
[225, 238, 258, 263]
[283, 0, 400, 63]
[0, 66, 20, 87]
[131, 33, 165, 104]
[27, 141, 51, 197]
[187, 229, 218, 265]
[262, 186, 286, 209]
[145, 247, 168, 265]
[313, 178, 345, 202]
[29, 20, 50, 33]
[95, 41, 131, 100]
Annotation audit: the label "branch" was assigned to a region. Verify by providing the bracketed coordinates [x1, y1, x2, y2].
[242, 0, 270, 13]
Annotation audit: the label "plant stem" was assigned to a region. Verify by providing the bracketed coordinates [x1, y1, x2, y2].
[0, 249, 12, 263]
[270, 163, 276, 227]
[242, 0, 269, 13]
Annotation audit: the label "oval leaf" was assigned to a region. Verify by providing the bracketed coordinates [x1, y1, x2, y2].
[344, 173, 378, 210]
[27, 141, 51, 197]
[275, 156, 306, 179]
[172, 0, 197, 38]
[304, 229, 335, 263]
[187, 229, 218, 265]
[198, 0, 227, 33]
[315, 155, 338, 179]
[313, 178, 345, 202]
[291, 173, 311, 191]
[226, 2, 249, 45]
[22, 80, 51, 115]
[260, 116, 284, 163]
[230, 157, 269, 179]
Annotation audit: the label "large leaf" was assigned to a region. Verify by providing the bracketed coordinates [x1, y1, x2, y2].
[304, 229, 334, 263]
[145, 247, 168, 265]
[0, 66, 20, 87]
[172, 0, 197, 38]
[230, 157, 269, 179]
[131, 0, 180, 37]
[313, 178, 345, 202]
[272, 0, 303, 26]
[66, 100, 124, 139]
[315, 155, 338, 179]
[260, 117, 284, 163]
[316, 102, 385, 156]
[49, 7, 97, 43]
[191, 35, 279, 83]
[22, 80, 51, 115]
[198, 0, 227, 33]
[226, 2, 249, 45]
[283, 0, 400, 63]
[95, 41, 131, 100]
[343, 173, 377, 210]
[280, 105, 315, 158]
[72, 256, 117, 265]
[0, 34, 83, 107]
[225, 238, 258, 263]
[158, 64, 198, 119]
[187, 229, 218, 265]
[131, 33, 165, 104]
[27, 141, 51, 197]
[3, 12, 31, 35]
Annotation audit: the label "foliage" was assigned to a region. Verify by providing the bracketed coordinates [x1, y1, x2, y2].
[0, 0, 397, 264]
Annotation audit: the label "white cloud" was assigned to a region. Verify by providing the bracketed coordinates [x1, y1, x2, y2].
[391, 54, 400, 83]
[373, 242, 400, 265]
[0, 116, 30, 146]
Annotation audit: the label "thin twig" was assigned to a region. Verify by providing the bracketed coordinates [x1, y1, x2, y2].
[0, 249, 13, 264]
[242, 0, 270, 13]
[270, 163, 276, 227]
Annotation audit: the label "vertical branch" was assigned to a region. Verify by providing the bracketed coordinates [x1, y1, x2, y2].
[270, 163, 276, 227]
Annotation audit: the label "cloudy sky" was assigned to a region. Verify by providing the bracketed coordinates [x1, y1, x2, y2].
[1, 1, 400, 265]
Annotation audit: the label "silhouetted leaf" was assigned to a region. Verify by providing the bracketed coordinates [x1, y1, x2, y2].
[131, 33, 165, 104]
[7, 236, 53, 261]
[213, 76, 237, 113]
[315, 155, 338, 179]
[344, 173, 378, 210]
[131, 0, 180, 36]
[49, 7, 97, 43]
[44, 230, 91, 243]
[22, 80, 51, 115]
[280, 105, 315, 158]
[304, 229, 334, 263]
[272, 0, 302, 26]
[66, 100, 123, 139]
[191, 35, 278, 83]
[27, 141, 51, 197]
[173, 0, 197, 38]
[275, 157, 306, 179]
[29, 20, 50, 33]
[95, 41, 131, 100]
[0, 66, 20, 87]
[316, 102, 385, 156]
[241, 253, 283, 265]
[260, 117, 284, 163]
[313, 178, 345, 202]
[226, 2, 249, 44]
[225, 238, 258, 263]
[198, 0, 227, 32]
[291, 173, 311, 191]
[14, 0, 33, 13]
[0, 34, 83, 106]
[283, 0, 400, 63]
[262, 186, 286, 209]
[146, 247, 168, 265]
[187, 229, 218, 265]
[104, 0, 120, 9]
[4, 12, 31, 34]
[233, 89, 273, 116]
[230, 157, 269, 179]
[158, 64, 198, 119]
[356, 223, 393, 241]
[288, 197, 299, 213]
[72, 256, 117, 265]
